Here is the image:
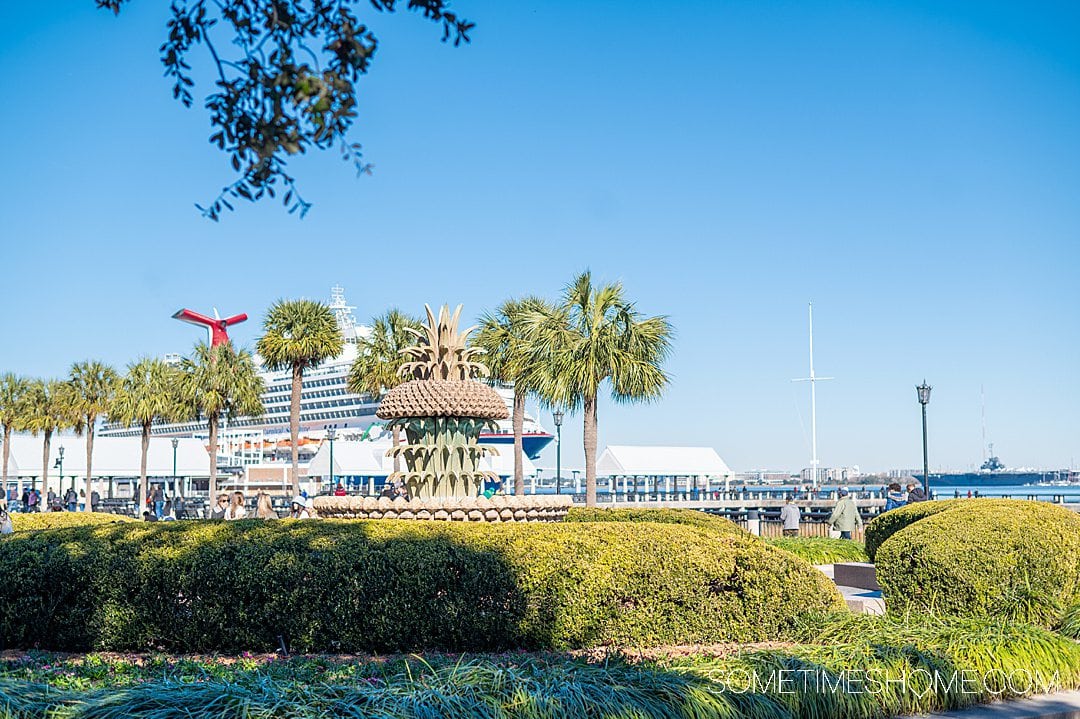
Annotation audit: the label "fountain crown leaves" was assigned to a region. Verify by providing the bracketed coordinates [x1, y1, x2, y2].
[398, 304, 489, 381]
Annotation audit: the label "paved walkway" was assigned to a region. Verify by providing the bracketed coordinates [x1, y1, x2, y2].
[916, 691, 1080, 719]
[816, 563, 886, 614]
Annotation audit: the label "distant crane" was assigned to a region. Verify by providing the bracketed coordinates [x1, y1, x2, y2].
[792, 302, 834, 489]
[172, 307, 248, 346]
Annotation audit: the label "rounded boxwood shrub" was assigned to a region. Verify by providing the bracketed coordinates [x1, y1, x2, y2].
[0, 519, 843, 653]
[11, 511, 135, 532]
[863, 500, 962, 561]
[875, 500, 1080, 626]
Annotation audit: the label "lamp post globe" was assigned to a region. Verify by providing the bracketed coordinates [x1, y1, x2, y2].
[553, 410, 564, 495]
[916, 381, 932, 498]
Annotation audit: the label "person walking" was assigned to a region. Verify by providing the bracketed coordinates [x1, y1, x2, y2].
[225, 491, 247, 520]
[27, 489, 40, 513]
[210, 493, 229, 519]
[20, 489, 30, 513]
[779, 495, 801, 537]
[151, 485, 165, 519]
[63, 488, 77, 512]
[90, 490, 101, 513]
[828, 489, 863, 540]
[884, 483, 907, 511]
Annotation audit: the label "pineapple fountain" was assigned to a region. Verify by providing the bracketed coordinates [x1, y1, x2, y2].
[314, 305, 572, 521]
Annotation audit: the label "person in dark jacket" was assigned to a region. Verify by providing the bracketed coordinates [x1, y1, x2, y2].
[906, 482, 928, 503]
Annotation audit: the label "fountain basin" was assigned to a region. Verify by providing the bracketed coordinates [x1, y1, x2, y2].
[312, 494, 573, 522]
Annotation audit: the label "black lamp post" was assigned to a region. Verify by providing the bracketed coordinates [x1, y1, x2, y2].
[171, 438, 179, 496]
[326, 428, 337, 495]
[916, 381, 932, 498]
[54, 446, 65, 495]
[553, 410, 564, 495]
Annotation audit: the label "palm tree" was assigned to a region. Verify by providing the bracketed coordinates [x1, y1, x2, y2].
[527, 271, 673, 506]
[22, 379, 73, 497]
[111, 358, 184, 508]
[69, 361, 119, 512]
[476, 296, 553, 496]
[178, 342, 264, 499]
[347, 309, 422, 472]
[0, 373, 31, 500]
[256, 299, 344, 495]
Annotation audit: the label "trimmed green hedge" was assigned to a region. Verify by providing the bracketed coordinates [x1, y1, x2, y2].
[876, 500, 1080, 626]
[564, 507, 747, 535]
[0, 519, 843, 653]
[765, 537, 868, 564]
[11, 511, 135, 532]
[863, 499, 961, 561]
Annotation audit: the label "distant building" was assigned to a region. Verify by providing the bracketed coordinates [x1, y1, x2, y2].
[735, 470, 797, 484]
[800, 466, 861, 483]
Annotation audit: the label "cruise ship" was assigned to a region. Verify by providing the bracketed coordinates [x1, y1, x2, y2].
[100, 287, 556, 465]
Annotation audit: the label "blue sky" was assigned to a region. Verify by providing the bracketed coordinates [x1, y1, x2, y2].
[1, 1, 1077, 473]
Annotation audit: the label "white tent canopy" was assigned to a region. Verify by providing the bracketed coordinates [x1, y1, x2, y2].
[2, 434, 211, 479]
[307, 440, 537, 479]
[307, 441, 388, 477]
[596, 445, 733, 478]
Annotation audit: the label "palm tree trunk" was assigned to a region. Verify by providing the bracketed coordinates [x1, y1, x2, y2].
[290, 363, 302, 495]
[584, 395, 598, 507]
[84, 419, 95, 512]
[2, 425, 10, 502]
[140, 421, 151, 512]
[512, 392, 525, 496]
[392, 425, 401, 473]
[208, 412, 219, 501]
[41, 429, 52, 498]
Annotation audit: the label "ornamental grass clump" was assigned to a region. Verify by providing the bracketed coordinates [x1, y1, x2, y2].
[765, 537, 868, 564]
[875, 500, 1080, 627]
[2, 615, 1079, 719]
[1056, 599, 1080, 640]
[0, 519, 842, 653]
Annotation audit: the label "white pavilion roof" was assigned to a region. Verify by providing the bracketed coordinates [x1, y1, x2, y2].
[596, 445, 733, 477]
[2, 434, 211, 478]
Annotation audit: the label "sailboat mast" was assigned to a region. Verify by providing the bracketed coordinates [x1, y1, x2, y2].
[792, 302, 834, 490]
[809, 303, 818, 489]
